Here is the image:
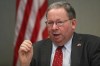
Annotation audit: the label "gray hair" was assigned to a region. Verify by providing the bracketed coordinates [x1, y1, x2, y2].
[46, 1, 76, 19]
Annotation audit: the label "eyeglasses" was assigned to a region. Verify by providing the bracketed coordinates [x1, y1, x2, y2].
[45, 19, 70, 27]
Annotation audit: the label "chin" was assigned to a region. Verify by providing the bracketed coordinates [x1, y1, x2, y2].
[54, 40, 63, 45]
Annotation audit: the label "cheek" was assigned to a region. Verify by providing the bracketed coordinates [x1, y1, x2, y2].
[63, 24, 71, 31]
[62, 25, 72, 34]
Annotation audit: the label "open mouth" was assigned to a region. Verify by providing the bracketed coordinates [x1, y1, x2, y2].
[53, 34, 60, 36]
[52, 32, 61, 38]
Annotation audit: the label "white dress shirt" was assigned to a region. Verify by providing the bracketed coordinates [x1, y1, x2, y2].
[50, 37, 72, 66]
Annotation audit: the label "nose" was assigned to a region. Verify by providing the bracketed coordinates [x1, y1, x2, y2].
[52, 23, 58, 30]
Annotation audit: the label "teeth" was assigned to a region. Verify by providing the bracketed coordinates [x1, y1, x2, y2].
[52, 32, 60, 36]
[52, 32, 59, 34]
[53, 33, 59, 34]
[53, 34, 60, 37]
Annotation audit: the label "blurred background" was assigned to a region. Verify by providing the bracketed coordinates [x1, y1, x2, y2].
[0, 0, 100, 66]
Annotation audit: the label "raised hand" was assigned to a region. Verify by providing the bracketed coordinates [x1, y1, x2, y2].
[18, 40, 33, 66]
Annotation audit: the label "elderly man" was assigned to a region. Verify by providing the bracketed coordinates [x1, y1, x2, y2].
[19, 1, 100, 66]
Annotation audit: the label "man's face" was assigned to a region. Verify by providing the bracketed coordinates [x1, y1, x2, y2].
[46, 8, 77, 46]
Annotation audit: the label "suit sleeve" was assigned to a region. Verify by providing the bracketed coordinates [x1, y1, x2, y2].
[30, 43, 40, 66]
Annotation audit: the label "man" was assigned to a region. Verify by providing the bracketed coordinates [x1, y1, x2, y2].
[19, 1, 100, 66]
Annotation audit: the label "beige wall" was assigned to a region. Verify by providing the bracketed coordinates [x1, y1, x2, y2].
[68, 0, 100, 36]
[0, 0, 100, 66]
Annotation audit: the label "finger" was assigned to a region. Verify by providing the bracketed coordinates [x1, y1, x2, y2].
[23, 41, 32, 48]
[24, 40, 32, 45]
[20, 43, 31, 52]
[19, 45, 29, 53]
[22, 40, 32, 48]
[21, 41, 32, 51]
[19, 40, 32, 53]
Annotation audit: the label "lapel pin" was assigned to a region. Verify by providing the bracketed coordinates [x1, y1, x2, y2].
[77, 43, 82, 47]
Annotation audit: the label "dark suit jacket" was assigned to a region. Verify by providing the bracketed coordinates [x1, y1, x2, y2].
[30, 33, 100, 66]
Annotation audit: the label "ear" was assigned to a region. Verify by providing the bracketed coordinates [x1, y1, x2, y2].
[71, 19, 77, 30]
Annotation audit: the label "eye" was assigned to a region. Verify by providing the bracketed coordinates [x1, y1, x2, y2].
[57, 21, 63, 23]
[48, 22, 54, 24]
[57, 21, 63, 25]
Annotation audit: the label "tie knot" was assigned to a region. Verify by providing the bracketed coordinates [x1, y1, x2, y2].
[57, 46, 64, 50]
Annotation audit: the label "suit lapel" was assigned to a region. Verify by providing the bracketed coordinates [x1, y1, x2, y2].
[71, 33, 84, 66]
[40, 39, 52, 66]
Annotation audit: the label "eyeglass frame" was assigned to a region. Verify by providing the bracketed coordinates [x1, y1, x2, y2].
[45, 19, 71, 27]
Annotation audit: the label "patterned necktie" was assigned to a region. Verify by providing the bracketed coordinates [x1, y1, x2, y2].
[52, 46, 63, 66]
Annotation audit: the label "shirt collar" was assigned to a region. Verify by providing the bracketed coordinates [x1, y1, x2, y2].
[64, 36, 73, 53]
